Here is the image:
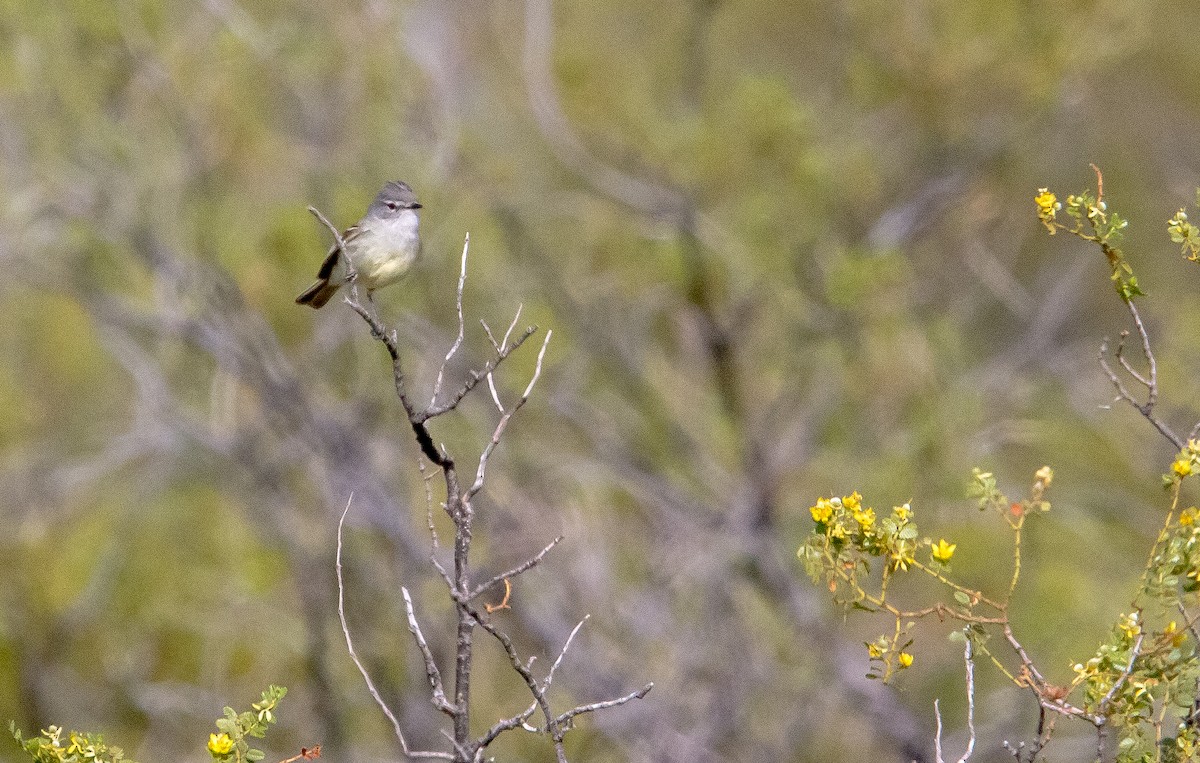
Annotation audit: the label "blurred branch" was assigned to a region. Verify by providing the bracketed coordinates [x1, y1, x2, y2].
[1099, 303, 1184, 450]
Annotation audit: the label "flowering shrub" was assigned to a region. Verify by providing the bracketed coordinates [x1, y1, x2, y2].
[801, 171, 1200, 761]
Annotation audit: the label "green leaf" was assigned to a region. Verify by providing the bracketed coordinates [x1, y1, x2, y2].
[954, 591, 972, 606]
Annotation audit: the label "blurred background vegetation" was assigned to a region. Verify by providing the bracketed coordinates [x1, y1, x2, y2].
[3, 1, 1200, 761]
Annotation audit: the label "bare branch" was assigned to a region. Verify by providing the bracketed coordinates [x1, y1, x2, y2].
[502, 305, 524, 350]
[1114, 334, 1150, 389]
[550, 683, 655, 727]
[522, 328, 552, 399]
[934, 636, 977, 763]
[486, 305, 525, 412]
[477, 705, 537, 750]
[545, 616, 589, 689]
[487, 371, 503, 413]
[961, 637, 977, 763]
[469, 595, 652, 759]
[468, 535, 564, 601]
[505, 616, 595, 743]
[418, 325, 537, 422]
[1002, 623, 1047, 693]
[419, 458, 441, 549]
[1097, 630, 1145, 715]
[403, 587, 456, 717]
[336, 497, 454, 760]
[431, 234, 471, 406]
[307, 206, 346, 255]
[468, 605, 561, 750]
[466, 330, 552, 502]
[934, 699, 944, 763]
[273, 745, 322, 763]
[1097, 297, 1185, 449]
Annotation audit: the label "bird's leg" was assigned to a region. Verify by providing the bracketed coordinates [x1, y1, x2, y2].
[364, 290, 386, 339]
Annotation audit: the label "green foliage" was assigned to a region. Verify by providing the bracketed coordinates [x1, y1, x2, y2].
[1168, 202, 1200, 262]
[10, 723, 133, 763]
[208, 685, 287, 763]
[9, 686, 287, 763]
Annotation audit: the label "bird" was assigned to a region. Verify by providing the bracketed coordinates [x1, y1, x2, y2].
[296, 180, 422, 308]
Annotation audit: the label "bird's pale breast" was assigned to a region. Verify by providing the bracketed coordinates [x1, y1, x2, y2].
[350, 211, 421, 290]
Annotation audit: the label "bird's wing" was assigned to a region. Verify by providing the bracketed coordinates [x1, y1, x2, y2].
[316, 225, 360, 279]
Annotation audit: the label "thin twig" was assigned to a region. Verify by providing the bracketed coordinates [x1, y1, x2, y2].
[501, 306, 524, 352]
[550, 683, 655, 727]
[467, 603, 562, 751]
[481, 319, 501, 352]
[274, 745, 321, 763]
[1097, 630, 1145, 715]
[418, 325, 537, 422]
[431, 235, 471, 406]
[336, 497, 454, 760]
[1003, 623, 1048, 690]
[1127, 301, 1158, 407]
[486, 370, 503, 413]
[546, 616, 589, 689]
[960, 637, 976, 762]
[1097, 305, 1185, 449]
[419, 458, 440, 549]
[1114, 335, 1151, 388]
[934, 699, 944, 763]
[307, 206, 346, 256]
[495, 616, 592, 740]
[402, 587, 456, 717]
[308, 205, 365, 305]
[468, 535, 564, 601]
[465, 330, 552, 502]
[486, 306, 524, 412]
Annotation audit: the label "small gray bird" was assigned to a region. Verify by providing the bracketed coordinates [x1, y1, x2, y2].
[296, 180, 422, 308]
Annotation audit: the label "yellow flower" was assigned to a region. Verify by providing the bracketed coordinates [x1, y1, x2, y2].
[208, 733, 234, 757]
[67, 733, 86, 756]
[866, 642, 883, 659]
[1174, 458, 1193, 477]
[898, 652, 914, 668]
[1118, 612, 1141, 639]
[1164, 620, 1187, 648]
[1181, 507, 1200, 526]
[1035, 465, 1053, 485]
[843, 491, 862, 511]
[1035, 189, 1057, 212]
[852, 506, 876, 529]
[810, 497, 835, 523]
[892, 502, 911, 521]
[931, 538, 957, 563]
[1035, 188, 1060, 231]
[891, 546, 914, 572]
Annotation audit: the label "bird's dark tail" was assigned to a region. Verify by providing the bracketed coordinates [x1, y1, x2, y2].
[295, 279, 340, 308]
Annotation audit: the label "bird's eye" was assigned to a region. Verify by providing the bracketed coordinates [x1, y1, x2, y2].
[385, 201, 398, 210]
